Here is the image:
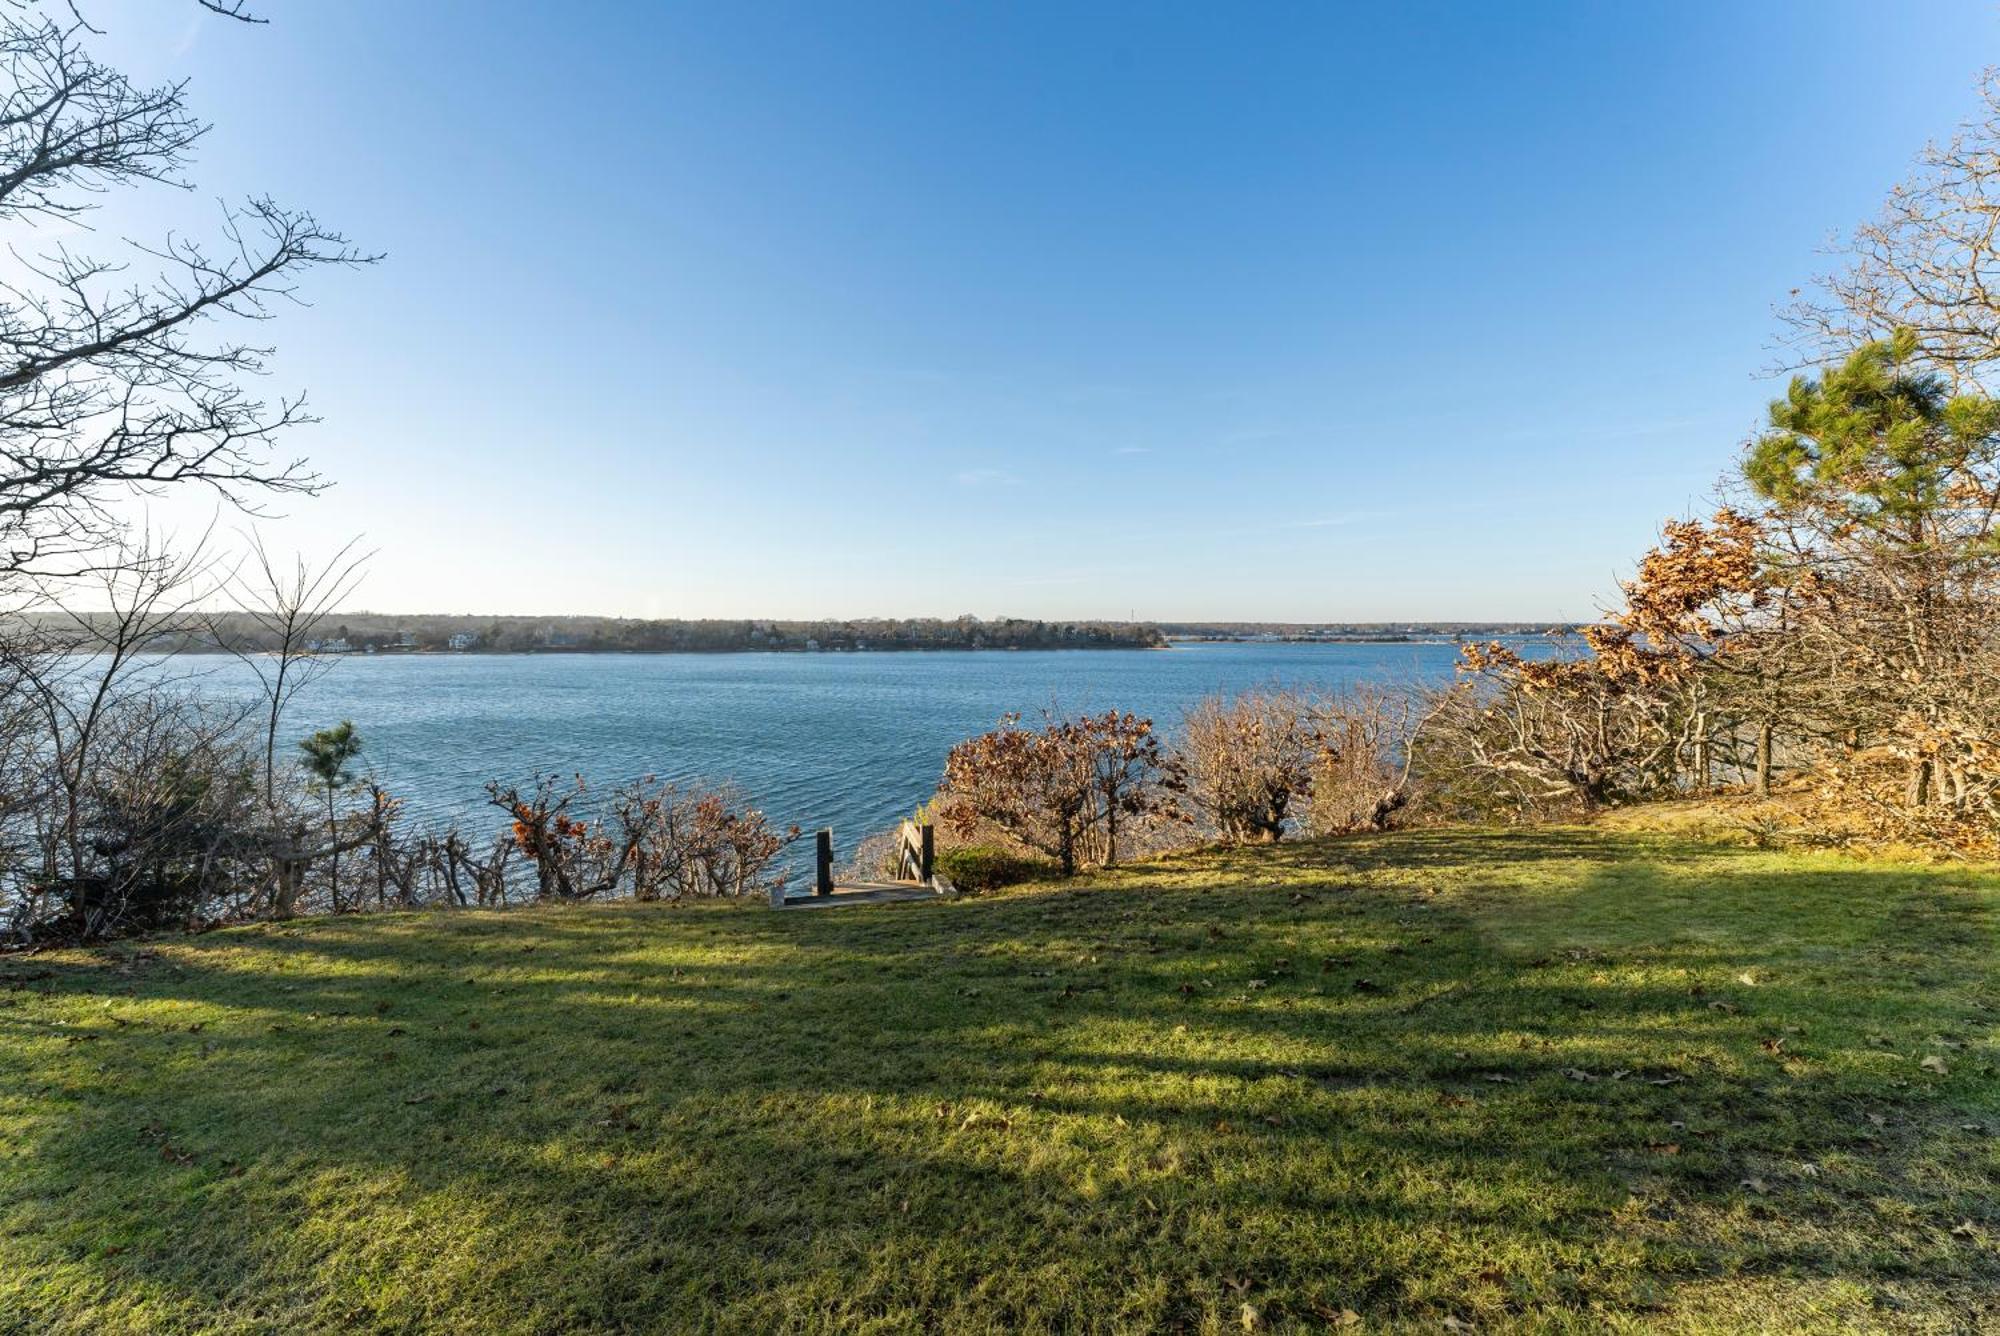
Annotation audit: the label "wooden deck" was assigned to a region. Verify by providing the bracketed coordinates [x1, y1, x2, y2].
[774, 879, 941, 909]
[771, 822, 950, 909]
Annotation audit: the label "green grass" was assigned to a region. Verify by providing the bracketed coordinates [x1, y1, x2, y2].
[3, 826, 1998, 1333]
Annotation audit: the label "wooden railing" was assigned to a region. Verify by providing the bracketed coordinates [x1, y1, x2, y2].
[781, 823, 943, 907]
[897, 821, 935, 883]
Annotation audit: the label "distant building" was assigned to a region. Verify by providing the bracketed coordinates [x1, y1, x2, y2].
[314, 637, 353, 654]
[447, 632, 476, 651]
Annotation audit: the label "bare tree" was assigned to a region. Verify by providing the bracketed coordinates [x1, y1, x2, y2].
[1307, 688, 1436, 835]
[210, 532, 367, 808]
[0, 2, 371, 582]
[205, 534, 384, 917]
[8, 529, 220, 917]
[1180, 690, 1321, 843]
[1783, 69, 2000, 385]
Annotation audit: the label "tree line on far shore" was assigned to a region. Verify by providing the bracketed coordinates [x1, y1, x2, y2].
[60, 612, 1167, 656]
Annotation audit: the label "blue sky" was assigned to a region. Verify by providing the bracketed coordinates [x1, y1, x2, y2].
[84, 1, 2000, 620]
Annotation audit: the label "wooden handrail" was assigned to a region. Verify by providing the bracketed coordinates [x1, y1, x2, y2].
[897, 821, 935, 883]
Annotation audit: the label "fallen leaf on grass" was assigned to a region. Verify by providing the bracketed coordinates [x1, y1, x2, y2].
[1920, 1055, 1950, 1075]
[1740, 1177, 1768, 1194]
[1561, 1068, 1596, 1083]
[1647, 1142, 1681, 1155]
[1309, 1303, 1362, 1326]
[1481, 1073, 1514, 1084]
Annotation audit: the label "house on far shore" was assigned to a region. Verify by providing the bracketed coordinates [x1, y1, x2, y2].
[309, 637, 354, 654]
[447, 632, 477, 651]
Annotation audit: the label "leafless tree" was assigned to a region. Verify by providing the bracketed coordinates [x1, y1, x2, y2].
[1783, 69, 2000, 385]
[6, 529, 222, 915]
[1307, 688, 1435, 835]
[209, 532, 367, 807]
[0, 1, 371, 583]
[1180, 689, 1321, 843]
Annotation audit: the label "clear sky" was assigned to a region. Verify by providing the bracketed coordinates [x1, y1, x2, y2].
[80, 1, 2000, 621]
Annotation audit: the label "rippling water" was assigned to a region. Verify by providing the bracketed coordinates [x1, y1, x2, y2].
[165, 640, 1530, 860]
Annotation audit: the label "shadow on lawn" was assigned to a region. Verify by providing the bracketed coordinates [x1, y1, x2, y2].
[4, 828, 1998, 1330]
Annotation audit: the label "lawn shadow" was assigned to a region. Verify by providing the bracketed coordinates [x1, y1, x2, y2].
[4, 827, 1998, 1331]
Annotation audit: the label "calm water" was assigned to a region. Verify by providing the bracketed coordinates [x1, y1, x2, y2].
[169, 641, 1519, 860]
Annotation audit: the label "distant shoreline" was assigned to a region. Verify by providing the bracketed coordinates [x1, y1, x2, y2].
[158, 642, 1178, 658]
[150, 637, 1562, 660]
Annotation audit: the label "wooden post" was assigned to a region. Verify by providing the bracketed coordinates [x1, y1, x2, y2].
[919, 822, 935, 882]
[815, 829, 833, 897]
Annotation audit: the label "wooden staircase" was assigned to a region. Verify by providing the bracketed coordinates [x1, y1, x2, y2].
[770, 821, 954, 908]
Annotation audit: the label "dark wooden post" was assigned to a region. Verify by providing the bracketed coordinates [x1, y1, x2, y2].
[918, 822, 935, 882]
[815, 829, 834, 897]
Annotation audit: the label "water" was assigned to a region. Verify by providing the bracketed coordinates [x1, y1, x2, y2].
[164, 640, 1519, 858]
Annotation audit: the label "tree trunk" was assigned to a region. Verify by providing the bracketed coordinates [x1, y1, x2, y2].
[1691, 711, 1711, 794]
[1754, 722, 1774, 798]
[271, 859, 305, 920]
[1907, 758, 1933, 809]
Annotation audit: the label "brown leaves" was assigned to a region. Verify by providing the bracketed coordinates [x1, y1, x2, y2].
[938, 709, 1179, 873]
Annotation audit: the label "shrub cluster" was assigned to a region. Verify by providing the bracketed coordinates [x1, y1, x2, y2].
[928, 692, 1424, 887]
[935, 845, 1058, 893]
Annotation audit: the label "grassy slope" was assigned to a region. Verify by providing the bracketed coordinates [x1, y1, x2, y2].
[2, 827, 1997, 1334]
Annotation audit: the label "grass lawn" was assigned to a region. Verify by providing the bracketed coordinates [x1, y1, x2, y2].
[3, 826, 1998, 1333]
